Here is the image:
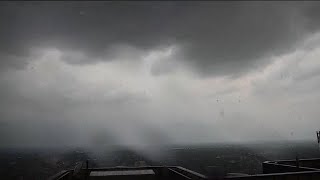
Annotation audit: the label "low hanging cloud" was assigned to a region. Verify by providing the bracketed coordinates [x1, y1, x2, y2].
[1, 2, 320, 76]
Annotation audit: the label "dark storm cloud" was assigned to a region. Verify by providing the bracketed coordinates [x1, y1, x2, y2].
[1, 1, 320, 76]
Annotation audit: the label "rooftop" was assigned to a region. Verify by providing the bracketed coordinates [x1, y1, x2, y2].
[49, 158, 320, 180]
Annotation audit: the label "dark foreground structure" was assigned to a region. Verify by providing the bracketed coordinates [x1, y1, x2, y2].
[49, 158, 320, 180]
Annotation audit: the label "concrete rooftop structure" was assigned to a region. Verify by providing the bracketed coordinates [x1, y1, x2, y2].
[49, 158, 320, 180]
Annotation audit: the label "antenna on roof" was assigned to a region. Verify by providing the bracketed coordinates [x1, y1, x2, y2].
[317, 131, 320, 151]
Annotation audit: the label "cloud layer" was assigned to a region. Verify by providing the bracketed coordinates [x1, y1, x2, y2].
[1, 2, 320, 76]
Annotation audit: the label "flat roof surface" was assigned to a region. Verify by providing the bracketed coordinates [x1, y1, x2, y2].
[90, 169, 155, 177]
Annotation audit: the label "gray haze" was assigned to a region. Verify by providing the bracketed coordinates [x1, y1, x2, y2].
[1, 2, 320, 155]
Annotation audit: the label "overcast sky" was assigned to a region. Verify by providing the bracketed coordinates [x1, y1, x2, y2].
[1, 2, 320, 152]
